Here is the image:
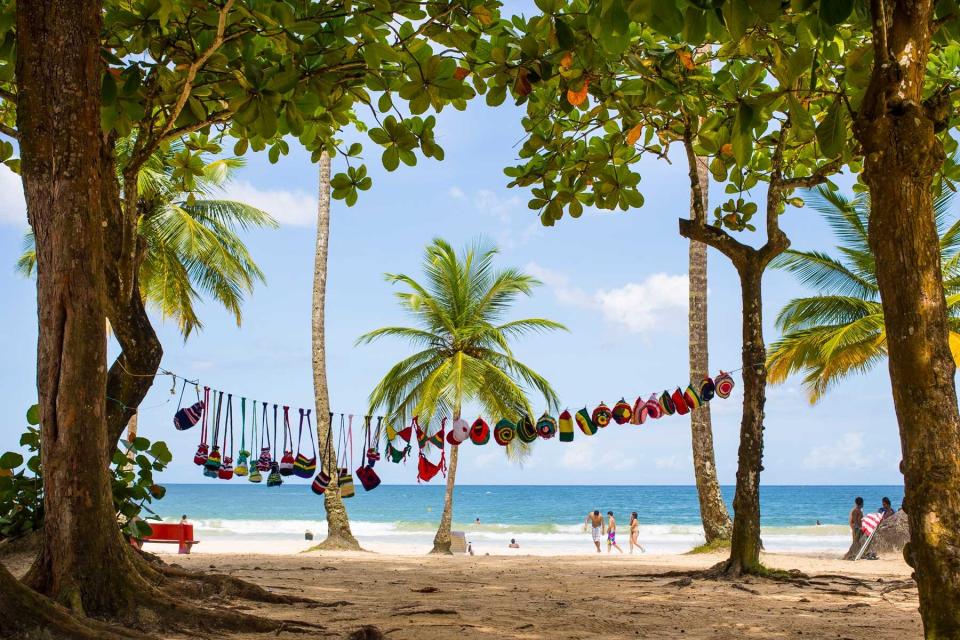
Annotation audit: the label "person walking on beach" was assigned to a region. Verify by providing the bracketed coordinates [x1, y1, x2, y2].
[585, 510, 604, 553]
[849, 497, 864, 544]
[606, 511, 623, 553]
[628, 512, 645, 554]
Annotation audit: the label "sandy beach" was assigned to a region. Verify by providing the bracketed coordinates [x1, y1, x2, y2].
[130, 550, 920, 639]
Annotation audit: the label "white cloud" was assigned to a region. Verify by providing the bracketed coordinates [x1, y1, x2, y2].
[654, 455, 687, 470]
[220, 180, 317, 226]
[448, 186, 465, 199]
[527, 263, 688, 335]
[802, 432, 886, 471]
[560, 438, 637, 472]
[446, 186, 539, 249]
[0, 164, 27, 225]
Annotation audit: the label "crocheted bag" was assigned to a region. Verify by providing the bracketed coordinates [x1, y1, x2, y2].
[683, 385, 702, 411]
[248, 465, 262, 483]
[575, 407, 597, 435]
[558, 410, 574, 442]
[338, 468, 355, 498]
[234, 398, 249, 476]
[699, 377, 716, 402]
[517, 414, 538, 443]
[671, 388, 690, 415]
[658, 391, 675, 416]
[278, 406, 296, 476]
[536, 413, 557, 439]
[266, 461, 283, 487]
[293, 408, 318, 478]
[194, 386, 212, 465]
[470, 417, 490, 445]
[592, 402, 612, 428]
[715, 372, 735, 399]
[218, 457, 234, 480]
[493, 418, 516, 446]
[356, 464, 381, 491]
[175, 402, 204, 431]
[630, 397, 646, 425]
[644, 394, 663, 420]
[612, 398, 632, 425]
[311, 470, 330, 495]
[256, 402, 272, 471]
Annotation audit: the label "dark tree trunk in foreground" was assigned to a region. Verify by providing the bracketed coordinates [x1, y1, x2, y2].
[14, 0, 137, 615]
[855, 1, 960, 634]
[431, 412, 459, 554]
[310, 151, 360, 550]
[687, 146, 732, 544]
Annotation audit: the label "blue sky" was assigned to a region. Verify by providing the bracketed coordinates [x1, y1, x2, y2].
[0, 42, 908, 487]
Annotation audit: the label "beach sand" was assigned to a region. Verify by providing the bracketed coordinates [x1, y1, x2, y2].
[146, 549, 919, 639]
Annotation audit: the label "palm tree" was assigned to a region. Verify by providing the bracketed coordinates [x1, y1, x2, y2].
[309, 150, 361, 550]
[768, 186, 960, 402]
[358, 239, 565, 554]
[16, 139, 276, 338]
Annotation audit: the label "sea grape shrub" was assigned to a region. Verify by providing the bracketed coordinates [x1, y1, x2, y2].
[0, 406, 42, 540]
[0, 404, 173, 541]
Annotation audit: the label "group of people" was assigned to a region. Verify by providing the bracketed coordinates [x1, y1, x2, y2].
[584, 510, 644, 554]
[848, 496, 897, 543]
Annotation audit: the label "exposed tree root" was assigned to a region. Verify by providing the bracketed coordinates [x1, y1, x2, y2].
[0, 565, 145, 640]
[307, 534, 364, 552]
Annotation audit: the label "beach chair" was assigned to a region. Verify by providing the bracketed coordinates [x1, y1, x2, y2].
[450, 531, 467, 554]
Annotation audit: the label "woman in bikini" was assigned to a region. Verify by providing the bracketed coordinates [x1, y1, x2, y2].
[629, 512, 645, 553]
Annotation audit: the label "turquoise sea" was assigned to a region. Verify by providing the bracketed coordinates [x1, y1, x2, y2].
[152, 484, 903, 556]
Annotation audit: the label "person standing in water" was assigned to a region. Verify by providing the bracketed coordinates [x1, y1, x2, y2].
[584, 510, 604, 553]
[628, 512, 645, 553]
[606, 511, 624, 553]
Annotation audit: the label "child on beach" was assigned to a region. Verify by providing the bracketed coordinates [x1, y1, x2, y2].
[606, 512, 624, 553]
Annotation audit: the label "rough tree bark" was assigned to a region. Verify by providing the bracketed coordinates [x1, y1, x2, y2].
[310, 150, 361, 551]
[677, 126, 824, 575]
[431, 410, 460, 554]
[687, 145, 733, 544]
[854, 0, 960, 634]
[14, 0, 139, 615]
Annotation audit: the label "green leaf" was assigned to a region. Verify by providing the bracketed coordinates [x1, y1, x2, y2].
[788, 95, 815, 142]
[732, 103, 755, 167]
[26, 405, 39, 425]
[0, 452, 23, 470]
[819, 0, 854, 25]
[816, 98, 846, 158]
[132, 437, 150, 451]
[747, 0, 781, 22]
[722, 0, 753, 39]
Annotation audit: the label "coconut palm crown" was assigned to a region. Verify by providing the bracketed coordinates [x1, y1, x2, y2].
[17, 137, 277, 338]
[359, 238, 564, 428]
[767, 185, 960, 403]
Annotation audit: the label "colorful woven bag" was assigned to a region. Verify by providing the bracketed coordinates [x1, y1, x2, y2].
[558, 410, 574, 442]
[256, 401, 272, 471]
[536, 413, 557, 439]
[493, 418, 516, 446]
[173, 379, 203, 430]
[630, 396, 646, 425]
[203, 391, 224, 477]
[612, 398, 632, 425]
[683, 385, 702, 411]
[293, 408, 318, 478]
[278, 406, 296, 476]
[592, 402, 612, 428]
[644, 394, 663, 420]
[266, 461, 283, 487]
[671, 388, 690, 415]
[699, 377, 716, 402]
[194, 386, 211, 466]
[658, 391, 675, 416]
[715, 372, 735, 399]
[575, 407, 597, 435]
[235, 397, 249, 476]
[311, 470, 330, 495]
[470, 417, 490, 445]
[338, 468, 355, 498]
[517, 414, 538, 443]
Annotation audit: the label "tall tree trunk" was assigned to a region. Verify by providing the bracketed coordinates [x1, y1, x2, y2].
[431, 411, 459, 555]
[855, 1, 960, 633]
[724, 265, 766, 574]
[688, 148, 732, 544]
[15, 0, 137, 615]
[310, 151, 360, 550]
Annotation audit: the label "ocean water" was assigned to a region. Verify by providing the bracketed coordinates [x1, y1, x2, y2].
[153, 484, 903, 556]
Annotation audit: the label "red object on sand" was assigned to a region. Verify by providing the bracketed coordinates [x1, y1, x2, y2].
[133, 522, 199, 554]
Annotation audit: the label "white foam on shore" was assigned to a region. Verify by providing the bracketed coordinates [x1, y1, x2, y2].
[150, 518, 853, 557]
